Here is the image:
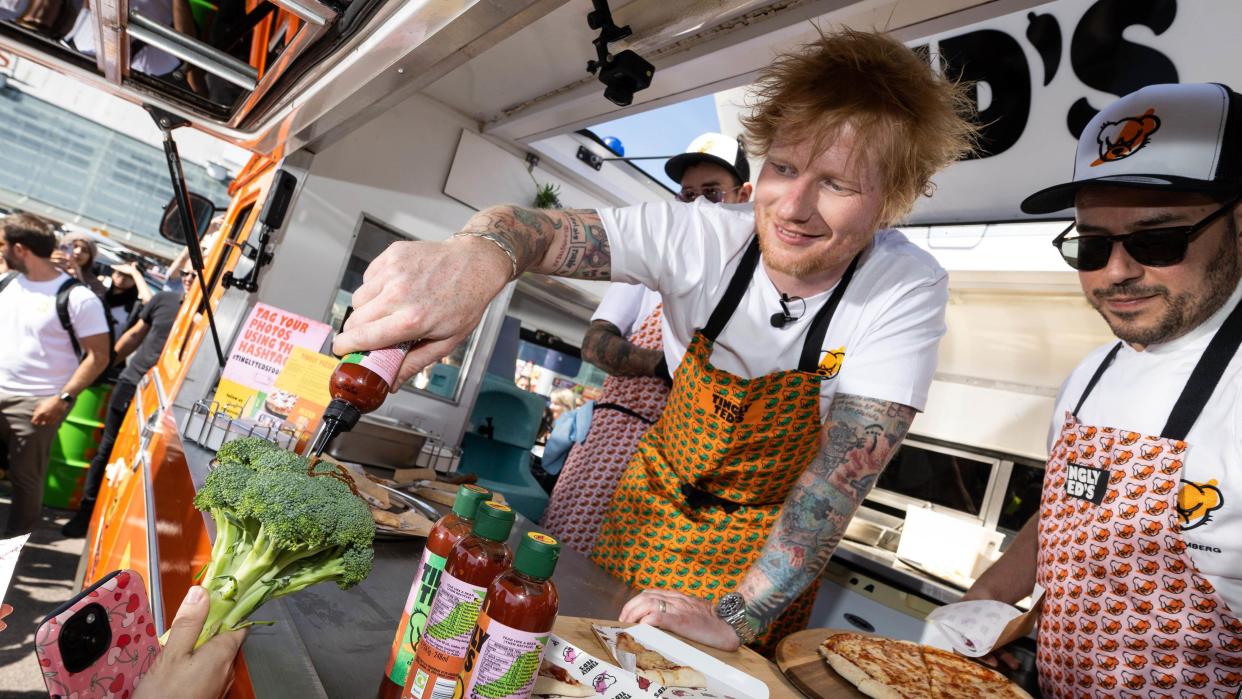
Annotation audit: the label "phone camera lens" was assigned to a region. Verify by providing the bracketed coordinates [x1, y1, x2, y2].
[85, 612, 96, 624]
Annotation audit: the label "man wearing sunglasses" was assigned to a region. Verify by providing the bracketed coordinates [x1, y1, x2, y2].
[963, 83, 1242, 695]
[541, 133, 752, 556]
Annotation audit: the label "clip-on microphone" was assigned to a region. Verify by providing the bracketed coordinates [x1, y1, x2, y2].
[770, 293, 802, 328]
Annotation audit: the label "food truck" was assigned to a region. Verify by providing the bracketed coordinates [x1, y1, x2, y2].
[4, 0, 1239, 696]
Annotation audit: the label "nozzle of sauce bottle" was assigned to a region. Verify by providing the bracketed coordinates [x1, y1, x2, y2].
[306, 342, 411, 457]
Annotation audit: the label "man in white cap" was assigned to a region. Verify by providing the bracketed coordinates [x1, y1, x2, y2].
[540, 133, 752, 556]
[964, 83, 1242, 697]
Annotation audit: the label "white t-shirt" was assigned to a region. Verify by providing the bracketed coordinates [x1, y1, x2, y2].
[1049, 282, 1242, 611]
[591, 283, 662, 337]
[0, 273, 110, 396]
[0, 0, 29, 21]
[600, 199, 949, 415]
[68, 2, 180, 77]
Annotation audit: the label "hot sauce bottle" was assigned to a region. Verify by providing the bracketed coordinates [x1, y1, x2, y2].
[457, 532, 562, 699]
[404, 502, 516, 699]
[307, 342, 412, 457]
[378, 484, 493, 699]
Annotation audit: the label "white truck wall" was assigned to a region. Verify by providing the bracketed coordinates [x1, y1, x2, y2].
[258, 93, 613, 444]
[912, 273, 1115, 461]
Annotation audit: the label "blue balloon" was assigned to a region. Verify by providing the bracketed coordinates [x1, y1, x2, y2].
[602, 136, 625, 156]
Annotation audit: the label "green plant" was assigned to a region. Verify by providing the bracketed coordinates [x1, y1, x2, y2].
[534, 181, 563, 209]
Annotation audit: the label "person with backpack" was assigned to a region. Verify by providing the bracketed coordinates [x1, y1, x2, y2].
[61, 262, 190, 538]
[0, 214, 110, 536]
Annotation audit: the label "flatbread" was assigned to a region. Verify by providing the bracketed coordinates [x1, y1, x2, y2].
[921, 645, 1033, 698]
[534, 661, 594, 698]
[820, 633, 1032, 699]
[820, 633, 930, 698]
[615, 632, 708, 689]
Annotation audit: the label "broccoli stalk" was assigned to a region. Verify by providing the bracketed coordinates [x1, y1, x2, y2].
[188, 444, 375, 649]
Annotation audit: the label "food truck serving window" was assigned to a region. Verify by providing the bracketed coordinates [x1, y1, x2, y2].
[875, 441, 995, 517]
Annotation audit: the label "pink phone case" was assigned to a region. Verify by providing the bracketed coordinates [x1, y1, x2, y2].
[35, 569, 161, 698]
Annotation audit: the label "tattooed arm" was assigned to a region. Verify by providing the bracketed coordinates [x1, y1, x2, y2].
[581, 320, 664, 377]
[736, 394, 916, 633]
[457, 206, 611, 280]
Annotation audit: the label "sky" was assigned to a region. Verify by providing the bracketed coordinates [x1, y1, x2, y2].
[589, 94, 721, 191]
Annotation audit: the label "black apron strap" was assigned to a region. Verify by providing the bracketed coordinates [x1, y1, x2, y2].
[797, 254, 861, 373]
[1161, 296, 1242, 440]
[701, 237, 761, 342]
[1072, 342, 1123, 418]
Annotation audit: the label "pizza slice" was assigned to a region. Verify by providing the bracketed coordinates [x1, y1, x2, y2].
[819, 632, 932, 699]
[533, 660, 595, 698]
[920, 645, 1033, 699]
[615, 632, 708, 689]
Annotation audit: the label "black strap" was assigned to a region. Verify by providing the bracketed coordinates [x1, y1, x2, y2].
[1161, 295, 1242, 440]
[701, 237, 761, 342]
[593, 402, 656, 426]
[1072, 295, 1242, 440]
[55, 278, 85, 361]
[797, 254, 861, 373]
[1072, 342, 1122, 418]
[0, 272, 13, 293]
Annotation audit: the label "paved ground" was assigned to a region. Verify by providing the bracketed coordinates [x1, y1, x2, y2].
[0, 489, 85, 698]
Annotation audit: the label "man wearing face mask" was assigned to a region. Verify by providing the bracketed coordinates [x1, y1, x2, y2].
[964, 83, 1242, 697]
[335, 30, 976, 652]
[541, 133, 752, 556]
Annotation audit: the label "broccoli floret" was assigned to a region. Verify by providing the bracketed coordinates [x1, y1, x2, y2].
[251, 449, 310, 474]
[214, 437, 279, 468]
[191, 455, 375, 648]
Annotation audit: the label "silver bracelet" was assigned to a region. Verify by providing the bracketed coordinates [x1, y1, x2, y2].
[453, 230, 519, 281]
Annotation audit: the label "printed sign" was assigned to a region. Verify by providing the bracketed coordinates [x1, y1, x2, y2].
[211, 304, 333, 441]
[907, 0, 1242, 223]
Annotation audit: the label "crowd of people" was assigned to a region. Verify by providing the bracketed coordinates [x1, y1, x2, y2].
[0, 213, 193, 538]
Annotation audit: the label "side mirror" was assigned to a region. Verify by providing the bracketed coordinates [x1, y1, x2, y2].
[159, 193, 216, 244]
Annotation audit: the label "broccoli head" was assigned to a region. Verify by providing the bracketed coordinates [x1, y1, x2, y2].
[214, 437, 279, 468]
[191, 453, 375, 648]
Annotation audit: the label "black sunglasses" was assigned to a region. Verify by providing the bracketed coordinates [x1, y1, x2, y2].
[1053, 196, 1241, 271]
[676, 185, 740, 204]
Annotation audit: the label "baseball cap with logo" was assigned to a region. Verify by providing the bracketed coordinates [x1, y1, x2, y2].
[1022, 82, 1242, 214]
[664, 132, 750, 185]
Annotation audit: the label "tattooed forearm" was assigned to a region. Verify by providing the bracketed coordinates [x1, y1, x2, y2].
[736, 394, 916, 632]
[457, 206, 611, 280]
[581, 320, 663, 377]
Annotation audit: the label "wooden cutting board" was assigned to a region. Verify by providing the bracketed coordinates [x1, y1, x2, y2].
[775, 629, 867, 699]
[552, 616, 802, 698]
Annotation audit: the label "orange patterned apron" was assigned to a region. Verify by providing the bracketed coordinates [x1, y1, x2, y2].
[1036, 298, 1242, 698]
[592, 237, 859, 653]
[542, 305, 669, 556]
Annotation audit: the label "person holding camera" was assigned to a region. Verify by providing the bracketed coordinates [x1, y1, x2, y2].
[61, 261, 191, 538]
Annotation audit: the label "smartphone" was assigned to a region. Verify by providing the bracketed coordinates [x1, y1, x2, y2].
[36, 569, 161, 699]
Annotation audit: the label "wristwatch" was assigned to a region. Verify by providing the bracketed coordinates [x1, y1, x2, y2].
[58, 392, 75, 406]
[714, 592, 758, 644]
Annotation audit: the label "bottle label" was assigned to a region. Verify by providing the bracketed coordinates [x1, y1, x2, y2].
[458, 612, 549, 699]
[408, 571, 487, 699]
[341, 341, 411, 387]
[386, 549, 447, 686]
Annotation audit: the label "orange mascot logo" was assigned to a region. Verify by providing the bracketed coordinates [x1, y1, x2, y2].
[1091, 108, 1161, 166]
[1177, 479, 1224, 530]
